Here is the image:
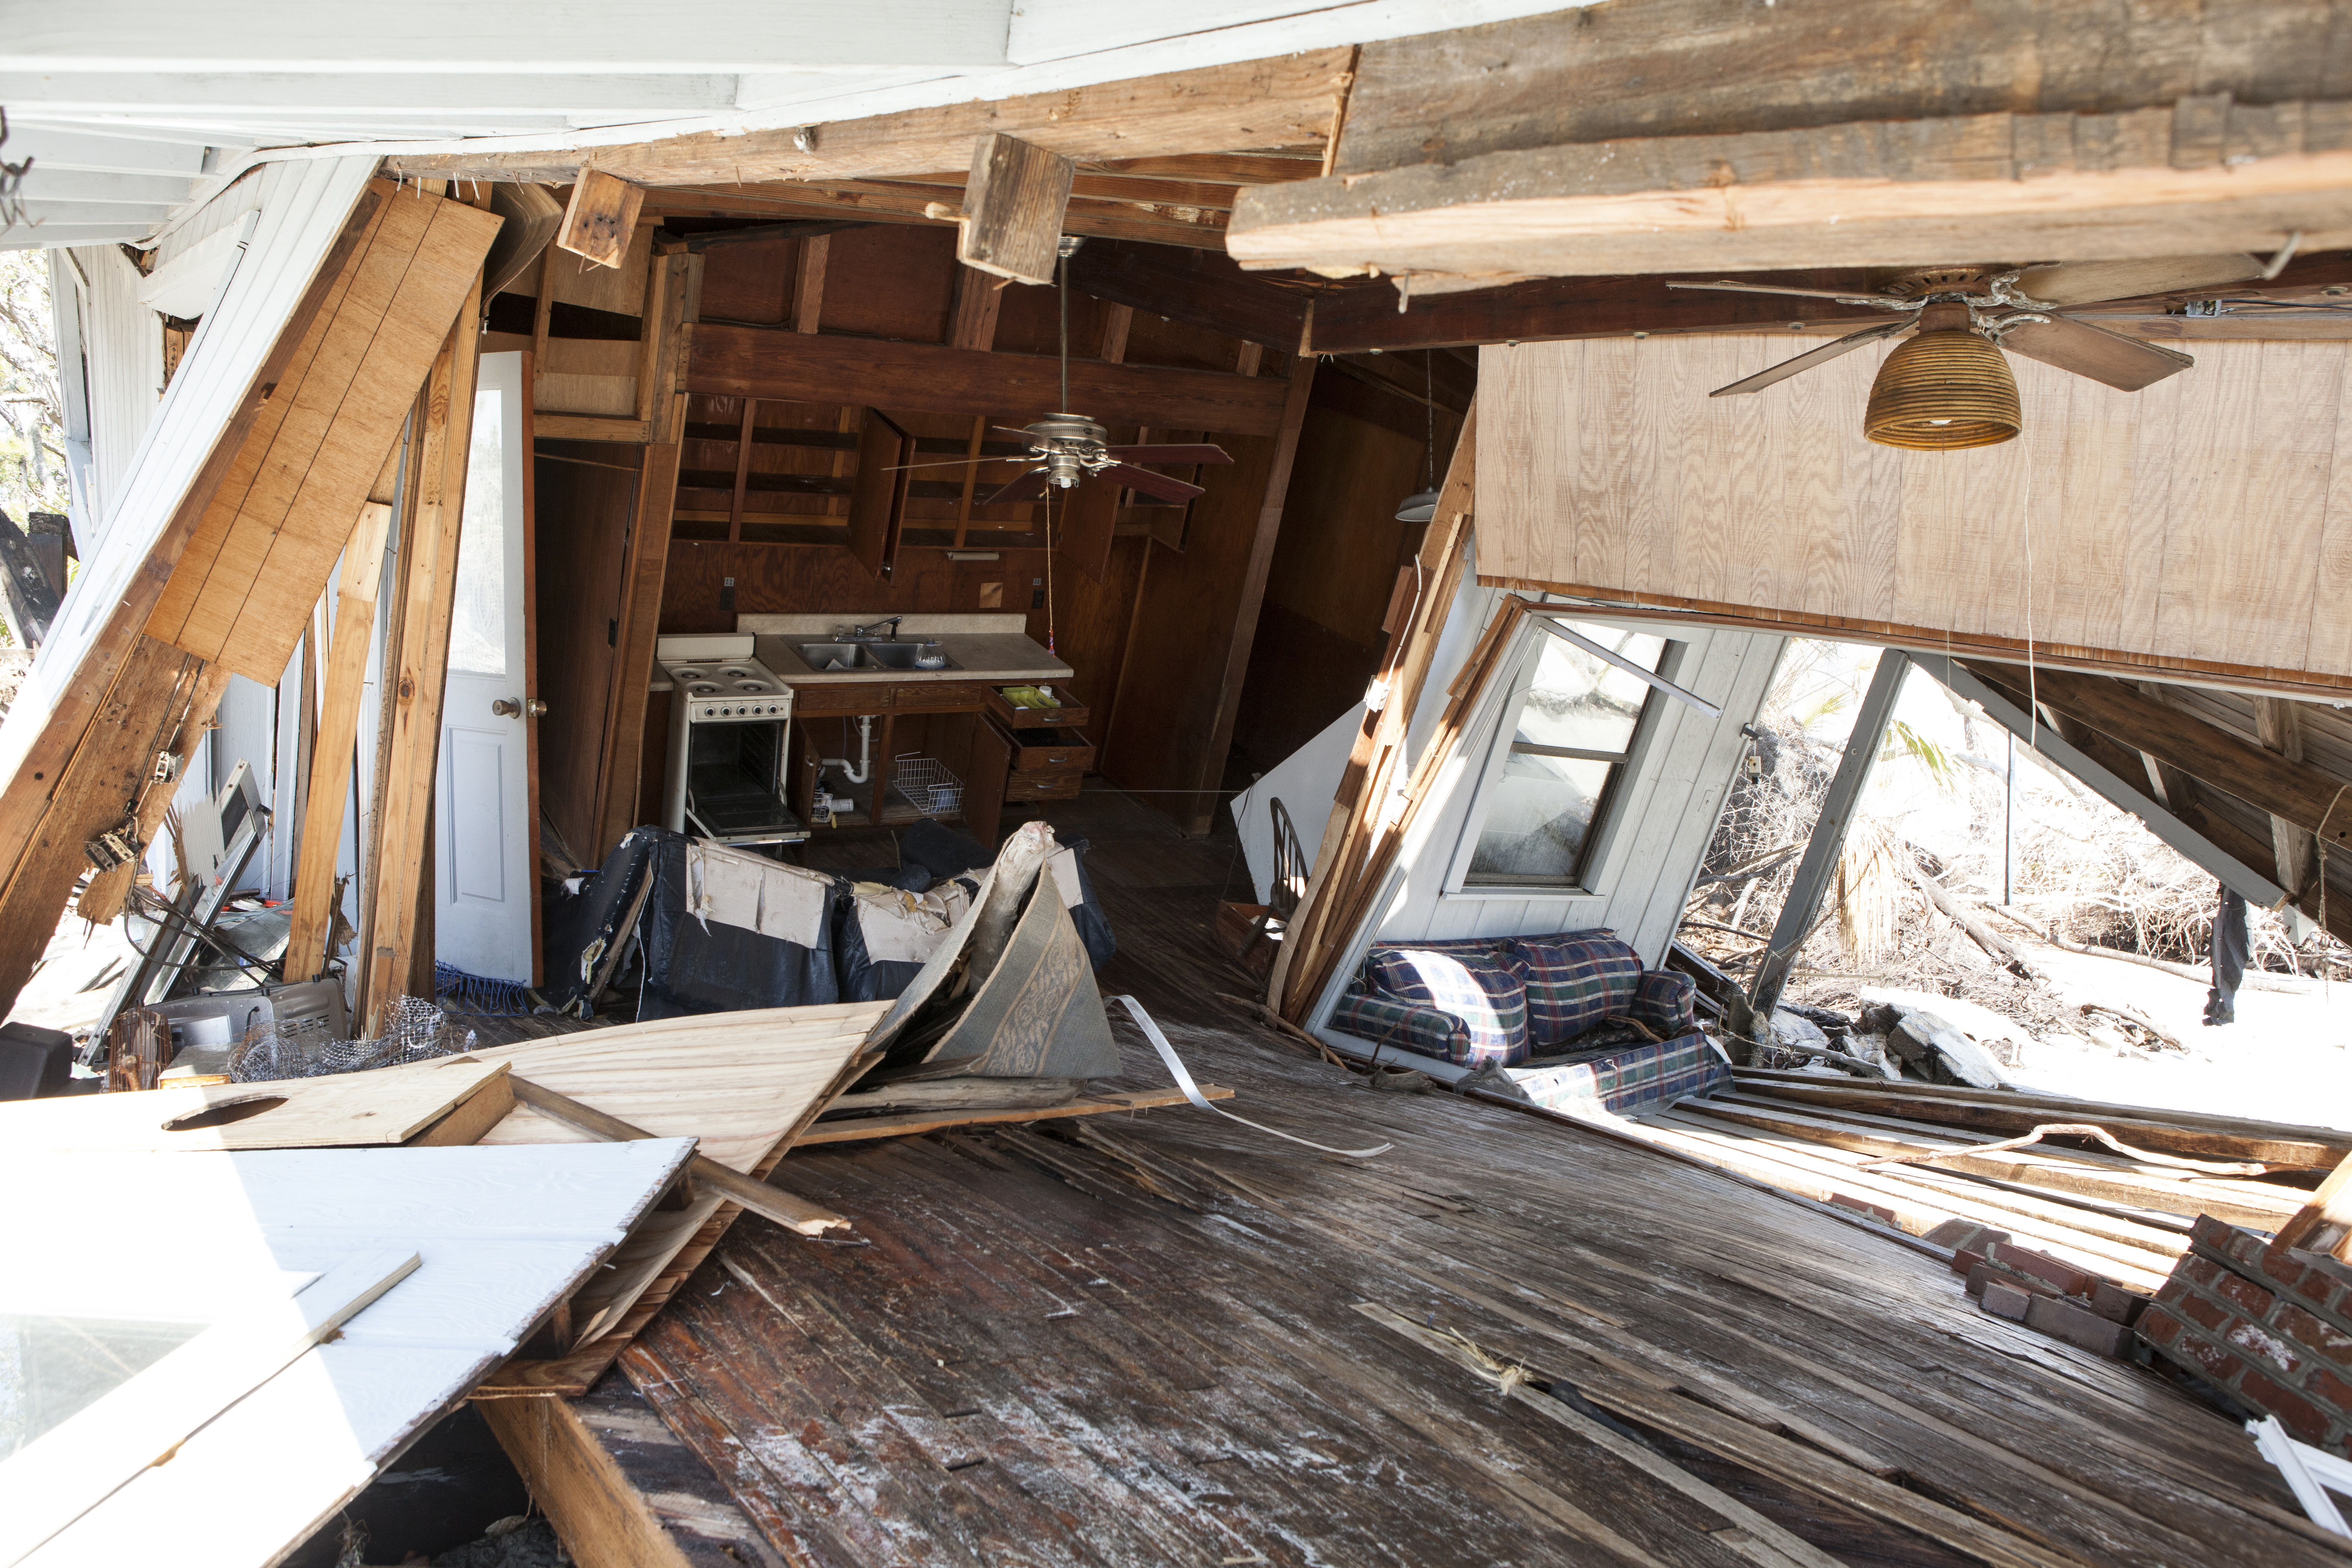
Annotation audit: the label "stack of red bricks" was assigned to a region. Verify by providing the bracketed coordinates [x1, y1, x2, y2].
[1925, 1218, 2147, 1357]
[2138, 1215, 2352, 1455]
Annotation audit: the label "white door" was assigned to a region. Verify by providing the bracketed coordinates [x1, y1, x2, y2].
[435, 351, 536, 984]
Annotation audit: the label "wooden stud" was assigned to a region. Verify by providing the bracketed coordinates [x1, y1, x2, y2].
[361, 293, 482, 1030]
[953, 415, 986, 547]
[947, 265, 1005, 352]
[633, 250, 668, 424]
[283, 497, 398, 982]
[530, 242, 558, 395]
[2253, 697, 2316, 894]
[727, 398, 756, 544]
[792, 235, 828, 334]
[1096, 302, 1132, 365]
[557, 170, 647, 270]
[480, 1398, 700, 1568]
[591, 444, 681, 862]
[957, 132, 1078, 286]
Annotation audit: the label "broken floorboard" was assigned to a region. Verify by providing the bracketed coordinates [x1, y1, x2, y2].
[793, 1084, 1234, 1145]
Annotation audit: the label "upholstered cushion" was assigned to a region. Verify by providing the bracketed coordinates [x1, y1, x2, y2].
[1329, 987, 1513, 1067]
[1360, 944, 1529, 1065]
[1629, 969, 1697, 1039]
[1508, 931, 1642, 1047]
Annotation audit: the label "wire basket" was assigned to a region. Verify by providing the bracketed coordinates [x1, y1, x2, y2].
[230, 995, 475, 1082]
[891, 753, 964, 816]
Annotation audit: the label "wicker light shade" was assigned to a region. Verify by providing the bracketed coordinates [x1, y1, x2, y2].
[1863, 329, 2021, 450]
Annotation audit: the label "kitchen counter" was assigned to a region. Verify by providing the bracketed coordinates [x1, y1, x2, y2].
[645, 614, 1070, 693]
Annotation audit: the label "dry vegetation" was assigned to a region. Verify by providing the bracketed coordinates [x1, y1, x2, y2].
[1682, 642, 2349, 1056]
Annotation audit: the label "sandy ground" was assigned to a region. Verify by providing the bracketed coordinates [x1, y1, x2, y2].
[1997, 939, 2352, 1131]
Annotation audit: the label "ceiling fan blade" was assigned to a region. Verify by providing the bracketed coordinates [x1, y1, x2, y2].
[1106, 443, 1232, 466]
[882, 456, 1021, 472]
[1665, 279, 1900, 304]
[2010, 254, 2264, 308]
[1995, 313, 2194, 391]
[982, 469, 1052, 506]
[1098, 463, 1206, 503]
[1707, 320, 1909, 397]
[991, 425, 1043, 441]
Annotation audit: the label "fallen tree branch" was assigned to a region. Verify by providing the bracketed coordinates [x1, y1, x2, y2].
[2030, 927, 2318, 994]
[1900, 853, 2038, 980]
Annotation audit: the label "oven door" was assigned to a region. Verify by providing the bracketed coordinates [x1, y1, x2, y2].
[682, 717, 808, 844]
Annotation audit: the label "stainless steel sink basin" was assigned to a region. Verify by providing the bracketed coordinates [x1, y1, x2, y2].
[857, 641, 956, 670]
[794, 640, 958, 672]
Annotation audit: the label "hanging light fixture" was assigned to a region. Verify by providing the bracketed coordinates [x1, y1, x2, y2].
[1863, 302, 2021, 450]
[1396, 347, 1442, 521]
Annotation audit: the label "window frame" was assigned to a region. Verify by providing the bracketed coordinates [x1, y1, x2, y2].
[1440, 623, 1682, 899]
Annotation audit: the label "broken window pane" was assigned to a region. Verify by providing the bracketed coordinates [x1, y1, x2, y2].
[0, 1312, 206, 1459]
[1513, 630, 1663, 757]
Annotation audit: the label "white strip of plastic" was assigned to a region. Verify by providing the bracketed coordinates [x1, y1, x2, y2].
[1107, 993, 1393, 1160]
[2249, 1415, 2352, 1537]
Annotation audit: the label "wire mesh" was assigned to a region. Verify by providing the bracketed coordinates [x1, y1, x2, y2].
[891, 754, 964, 815]
[230, 995, 475, 1083]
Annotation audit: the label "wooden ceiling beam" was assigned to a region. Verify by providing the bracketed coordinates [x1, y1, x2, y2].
[1230, 99, 2352, 286]
[383, 50, 1355, 186]
[1333, 0, 2352, 178]
[641, 183, 1225, 250]
[687, 324, 1293, 434]
[1064, 239, 1310, 351]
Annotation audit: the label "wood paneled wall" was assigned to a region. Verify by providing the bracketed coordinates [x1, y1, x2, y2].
[1480, 335, 2352, 693]
[535, 444, 643, 859]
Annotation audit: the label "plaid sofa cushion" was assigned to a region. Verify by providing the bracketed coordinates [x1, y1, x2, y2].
[1525, 1032, 1728, 1116]
[1628, 969, 1697, 1039]
[1357, 943, 1529, 1065]
[1329, 986, 1524, 1067]
[1508, 931, 1642, 1047]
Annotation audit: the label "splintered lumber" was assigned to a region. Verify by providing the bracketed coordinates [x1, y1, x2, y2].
[361, 294, 482, 1026]
[1274, 410, 1476, 1019]
[1679, 1095, 2304, 1230]
[957, 132, 1076, 286]
[1731, 1070, 2352, 1171]
[793, 1085, 1235, 1145]
[0, 1057, 508, 1151]
[2274, 1151, 2352, 1259]
[283, 495, 399, 982]
[475, 1395, 702, 1568]
[558, 169, 647, 268]
[508, 1074, 847, 1237]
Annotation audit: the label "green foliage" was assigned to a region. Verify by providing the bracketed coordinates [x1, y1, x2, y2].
[0, 250, 65, 526]
[1879, 718, 1959, 795]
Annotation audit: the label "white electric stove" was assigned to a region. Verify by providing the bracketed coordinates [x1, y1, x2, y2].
[656, 634, 808, 846]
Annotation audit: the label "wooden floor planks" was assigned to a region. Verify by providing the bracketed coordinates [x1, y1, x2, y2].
[573, 803, 2338, 1568]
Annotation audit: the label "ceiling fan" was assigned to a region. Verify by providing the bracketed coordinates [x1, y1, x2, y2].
[1663, 253, 2278, 450]
[891, 237, 1234, 503]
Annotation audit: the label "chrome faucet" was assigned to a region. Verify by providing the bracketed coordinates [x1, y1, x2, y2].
[839, 616, 903, 642]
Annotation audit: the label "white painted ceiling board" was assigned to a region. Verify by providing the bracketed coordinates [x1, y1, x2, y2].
[1, 1140, 693, 1568]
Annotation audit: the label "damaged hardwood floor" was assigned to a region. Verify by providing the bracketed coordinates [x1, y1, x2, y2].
[534, 786, 2347, 1568]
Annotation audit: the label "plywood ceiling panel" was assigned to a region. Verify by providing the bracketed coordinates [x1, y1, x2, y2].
[1478, 335, 2352, 691]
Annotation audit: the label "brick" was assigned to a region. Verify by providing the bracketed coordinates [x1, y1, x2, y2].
[1986, 1242, 2096, 1300]
[2214, 1272, 2276, 1318]
[1830, 1193, 1900, 1225]
[1983, 1282, 2033, 1323]
[2091, 1282, 2148, 1327]
[1954, 1247, 1989, 1279]
[2137, 1306, 2184, 1348]
[2179, 1291, 2230, 1332]
[2239, 1369, 2334, 1447]
[2310, 1364, 2352, 1416]
[2173, 1331, 2241, 1383]
[2225, 1319, 2303, 1376]
[2256, 1243, 2320, 1299]
[1926, 1219, 2007, 1253]
[2181, 1255, 2224, 1290]
[1965, 1262, 1991, 1298]
[2026, 1293, 2133, 1357]
[2274, 1303, 2352, 1360]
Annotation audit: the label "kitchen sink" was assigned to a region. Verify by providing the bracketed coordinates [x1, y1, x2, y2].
[793, 640, 958, 672]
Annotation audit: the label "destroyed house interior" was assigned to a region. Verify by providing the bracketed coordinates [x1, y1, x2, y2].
[8, 3, 2352, 1565]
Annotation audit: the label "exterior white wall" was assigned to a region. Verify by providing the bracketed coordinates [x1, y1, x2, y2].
[54, 242, 165, 554]
[1229, 700, 1362, 905]
[1302, 590, 1784, 1029]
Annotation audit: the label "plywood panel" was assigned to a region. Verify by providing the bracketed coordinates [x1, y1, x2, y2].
[1481, 335, 2352, 689]
[0, 1057, 506, 1150]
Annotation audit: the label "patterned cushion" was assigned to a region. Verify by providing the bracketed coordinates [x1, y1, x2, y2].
[1329, 987, 1510, 1066]
[1522, 1032, 1728, 1115]
[1628, 970, 1697, 1039]
[1359, 945, 1529, 1065]
[1508, 931, 1642, 1047]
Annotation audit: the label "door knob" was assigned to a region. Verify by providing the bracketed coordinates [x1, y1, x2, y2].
[525, 697, 548, 717]
[492, 698, 520, 717]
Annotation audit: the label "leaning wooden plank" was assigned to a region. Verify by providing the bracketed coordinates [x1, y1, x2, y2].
[0, 1246, 420, 1565]
[0, 1057, 509, 1151]
[508, 1074, 847, 1236]
[2273, 1150, 2352, 1259]
[1733, 1067, 2352, 1148]
[958, 132, 1077, 285]
[283, 497, 398, 982]
[362, 291, 484, 1026]
[1229, 101, 2352, 284]
[792, 1085, 1236, 1145]
[479, 1396, 700, 1568]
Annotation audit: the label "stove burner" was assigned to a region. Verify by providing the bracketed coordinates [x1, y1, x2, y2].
[668, 665, 707, 681]
[686, 680, 722, 696]
[718, 666, 754, 678]
[732, 679, 774, 693]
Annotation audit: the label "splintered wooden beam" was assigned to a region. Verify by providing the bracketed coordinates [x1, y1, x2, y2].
[384, 51, 1355, 186]
[362, 297, 482, 1029]
[1230, 99, 2352, 284]
[957, 132, 1075, 286]
[559, 169, 647, 268]
[282, 495, 399, 983]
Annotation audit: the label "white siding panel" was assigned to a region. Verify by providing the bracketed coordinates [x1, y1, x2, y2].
[61, 241, 165, 550]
